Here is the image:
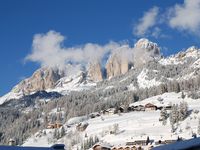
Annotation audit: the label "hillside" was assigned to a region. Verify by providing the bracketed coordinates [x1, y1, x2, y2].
[22, 92, 200, 149]
[1, 39, 200, 149]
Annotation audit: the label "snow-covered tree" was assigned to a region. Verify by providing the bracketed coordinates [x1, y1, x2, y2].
[179, 101, 188, 121]
[157, 97, 163, 103]
[53, 129, 59, 139]
[60, 126, 65, 137]
[113, 123, 119, 134]
[160, 108, 168, 125]
[181, 91, 186, 99]
[169, 104, 179, 125]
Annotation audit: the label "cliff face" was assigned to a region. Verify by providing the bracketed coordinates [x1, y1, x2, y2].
[88, 62, 103, 82]
[106, 53, 129, 79]
[3, 38, 162, 100]
[12, 68, 63, 94]
[133, 38, 161, 68]
[134, 38, 160, 55]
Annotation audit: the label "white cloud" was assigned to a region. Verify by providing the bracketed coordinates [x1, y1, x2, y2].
[168, 0, 200, 33]
[151, 27, 162, 38]
[25, 31, 162, 74]
[25, 30, 126, 70]
[133, 7, 159, 37]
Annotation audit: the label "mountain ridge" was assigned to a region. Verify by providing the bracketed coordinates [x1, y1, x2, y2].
[1, 38, 200, 105]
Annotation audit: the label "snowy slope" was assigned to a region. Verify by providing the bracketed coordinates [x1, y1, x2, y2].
[23, 92, 200, 149]
[0, 90, 23, 105]
[0, 71, 96, 105]
[47, 72, 96, 95]
[137, 69, 161, 89]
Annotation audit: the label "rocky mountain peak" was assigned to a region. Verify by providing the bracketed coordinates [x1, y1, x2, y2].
[11, 67, 64, 95]
[134, 38, 160, 55]
[186, 46, 198, 52]
[106, 53, 130, 79]
[88, 62, 103, 82]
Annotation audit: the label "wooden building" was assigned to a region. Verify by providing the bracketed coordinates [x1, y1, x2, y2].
[117, 147, 124, 150]
[145, 103, 157, 111]
[131, 146, 137, 150]
[111, 145, 139, 150]
[89, 112, 100, 118]
[92, 143, 112, 150]
[124, 146, 131, 150]
[47, 122, 63, 129]
[47, 123, 55, 129]
[8, 139, 16, 146]
[102, 108, 115, 115]
[132, 140, 147, 146]
[76, 122, 89, 132]
[157, 106, 163, 110]
[133, 105, 145, 111]
[119, 107, 124, 113]
[165, 105, 172, 110]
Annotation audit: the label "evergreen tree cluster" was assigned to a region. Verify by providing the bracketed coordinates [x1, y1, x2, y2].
[169, 102, 188, 132]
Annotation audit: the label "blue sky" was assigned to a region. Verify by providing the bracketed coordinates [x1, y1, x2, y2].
[1, 0, 200, 96]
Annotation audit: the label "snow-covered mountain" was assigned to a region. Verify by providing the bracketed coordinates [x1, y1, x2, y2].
[2, 38, 200, 105]
[2, 38, 200, 149]
[1, 38, 162, 104]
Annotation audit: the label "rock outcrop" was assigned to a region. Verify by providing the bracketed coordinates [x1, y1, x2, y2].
[1, 38, 162, 102]
[134, 38, 160, 55]
[106, 53, 129, 79]
[88, 62, 103, 81]
[12, 67, 63, 94]
[133, 38, 161, 68]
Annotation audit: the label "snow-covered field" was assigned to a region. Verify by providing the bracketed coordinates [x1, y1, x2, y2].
[23, 92, 200, 149]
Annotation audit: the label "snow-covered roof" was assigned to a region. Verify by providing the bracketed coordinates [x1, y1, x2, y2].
[153, 137, 200, 150]
[92, 142, 112, 149]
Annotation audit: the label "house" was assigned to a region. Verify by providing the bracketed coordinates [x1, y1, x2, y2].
[134, 105, 145, 111]
[89, 112, 100, 118]
[92, 142, 112, 150]
[145, 103, 157, 111]
[133, 140, 147, 146]
[124, 146, 131, 150]
[116, 147, 124, 150]
[126, 140, 147, 146]
[76, 122, 89, 131]
[127, 106, 133, 112]
[131, 146, 137, 150]
[47, 123, 56, 129]
[119, 106, 125, 113]
[157, 106, 163, 110]
[165, 105, 172, 110]
[126, 142, 136, 146]
[111, 145, 138, 150]
[47, 122, 63, 129]
[102, 108, 115, 115]
[56, 122, 63, 128]
[8, 139, 15, 146]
